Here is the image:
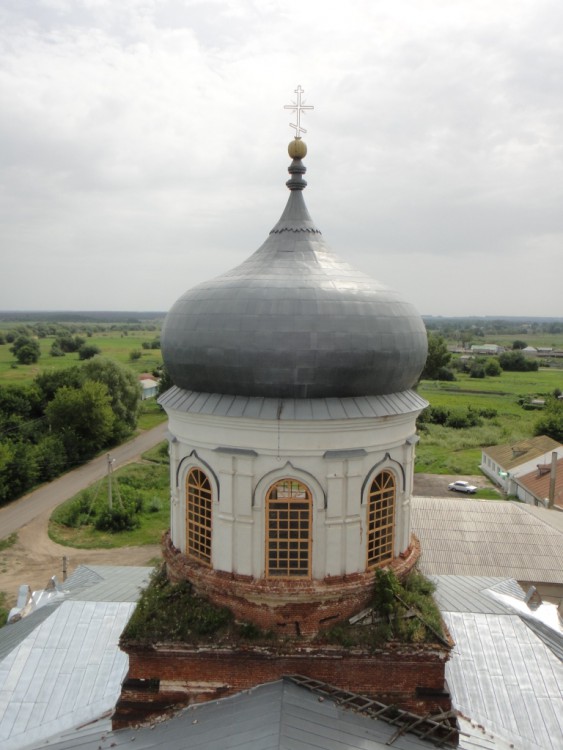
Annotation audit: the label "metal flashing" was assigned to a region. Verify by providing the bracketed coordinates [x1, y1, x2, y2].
[159, 386, 428, 421]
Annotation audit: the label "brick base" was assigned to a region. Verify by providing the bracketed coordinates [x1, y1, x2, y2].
[162, 531, 421, 636]
[115, 641, 451, 729]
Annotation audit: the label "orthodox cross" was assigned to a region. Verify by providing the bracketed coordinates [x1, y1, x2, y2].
[284, 85, 314, 138]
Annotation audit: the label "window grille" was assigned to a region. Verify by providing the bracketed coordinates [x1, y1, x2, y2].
[266, 479, 311, 578]
[186, 468, 212, 564]
[367, 471, 395, 567]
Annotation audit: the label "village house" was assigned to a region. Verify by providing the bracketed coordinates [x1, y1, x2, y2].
[480, 435, 563, 494]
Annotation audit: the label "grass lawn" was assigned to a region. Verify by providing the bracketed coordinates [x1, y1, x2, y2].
[137, 400, 167, 431]
[416, 368, 563, 475]
[49, 462, 169, 549]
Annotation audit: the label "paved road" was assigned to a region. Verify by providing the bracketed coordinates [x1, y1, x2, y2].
[0, 422, 168, 538]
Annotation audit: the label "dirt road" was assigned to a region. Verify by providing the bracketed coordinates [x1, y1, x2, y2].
[413, 473, 494, 498]
[0, 423, 167, 607]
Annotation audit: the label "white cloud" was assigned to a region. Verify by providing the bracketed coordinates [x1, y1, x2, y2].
[0, 0, 562, 314]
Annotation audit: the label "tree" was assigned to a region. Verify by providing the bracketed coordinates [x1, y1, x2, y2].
[512, 340, 528, 350]
[33, 434, 67, 481]
[78, 344, 100, 360]
[10, 336, 40, 365]
[53, 334, 85, 353]
[499, 351, 538, 372]
[35, 367, 83, 406]
[469, 363, 485, 379]
[80, 358, 141, 440]
[156, 365, 173, 396]
[421, 334, 451, 380]
[0, 439, 39, 505]
[535, 398, 563, 443]
[50, 342, 65, 357]
[484, 358, 501, 376]
[46, 381, 115, 461]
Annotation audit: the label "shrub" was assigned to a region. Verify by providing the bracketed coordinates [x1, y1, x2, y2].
[499, 351, 538, 372]
[78, 344, 100, 360]
[50, 343, 65, 357]
[478, 407, 498, 419]
[11, 336, 40, 364]
[129, 350, 142, 361]
[469, 363, 485, 379]
[53, 491, 94, 528]
[95, 507, 140, 532]
[485, 358, 501, 376]
[437, 366, 456, 381]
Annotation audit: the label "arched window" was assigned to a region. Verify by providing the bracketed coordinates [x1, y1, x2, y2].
[186, 468, 212, 565]
[367, 471, 395, 567]
[266, 479, 312, 578]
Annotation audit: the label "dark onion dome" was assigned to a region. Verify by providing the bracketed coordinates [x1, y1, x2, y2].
[161, 139, 428, 399]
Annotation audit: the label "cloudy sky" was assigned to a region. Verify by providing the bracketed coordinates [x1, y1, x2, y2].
[1, 0, 562, 317]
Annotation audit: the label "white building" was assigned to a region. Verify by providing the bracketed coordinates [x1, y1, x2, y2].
[481, 435, 563, 494]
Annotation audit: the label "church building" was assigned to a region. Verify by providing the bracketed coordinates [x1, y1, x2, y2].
[116, 93, 454, 728]
[158, 91, 428, 636]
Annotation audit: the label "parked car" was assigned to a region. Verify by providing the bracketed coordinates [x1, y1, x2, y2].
[448, 480, 477, 494]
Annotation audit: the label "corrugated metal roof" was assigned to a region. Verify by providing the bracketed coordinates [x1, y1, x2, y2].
[482, 436, 561, 471]
[518, 503, 563, 532]
[443, 611, 563, 750]
[411, 497, 563, 583]
[159, 385, 427, 420]
[35, 679, 444, 750]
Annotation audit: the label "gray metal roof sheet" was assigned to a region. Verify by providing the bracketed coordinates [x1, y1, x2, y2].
[65, 566, 152, 603]
[520, 616, 563, 662]
[35, 679, 443, 750]
[443, 611, 563, 750]
[0, 604, 60, 664]
[412, 497, 563, 583]
[0, 600, 135, 750]
[159, 385, 427, 421]
[430, 576, 519, 615]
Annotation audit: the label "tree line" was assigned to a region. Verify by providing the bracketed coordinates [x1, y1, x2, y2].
[0, 358, 141, 507]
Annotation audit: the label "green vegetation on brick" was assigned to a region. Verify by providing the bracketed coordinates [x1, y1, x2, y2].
[322, 569, 445, 649]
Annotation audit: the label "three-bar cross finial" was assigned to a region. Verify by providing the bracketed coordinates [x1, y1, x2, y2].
[284, 85, 314, 138]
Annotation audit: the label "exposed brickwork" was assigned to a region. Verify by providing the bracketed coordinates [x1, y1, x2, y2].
[115, 641, 451, 729]
[162, 531, 421, 636]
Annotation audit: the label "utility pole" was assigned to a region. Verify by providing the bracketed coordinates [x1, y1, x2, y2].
[107, 453, 115, 510]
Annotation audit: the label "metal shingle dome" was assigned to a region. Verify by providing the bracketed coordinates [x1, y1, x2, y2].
[161, 141, 428, 399]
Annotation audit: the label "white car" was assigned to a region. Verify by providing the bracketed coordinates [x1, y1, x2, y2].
[448, 480, 477, 494]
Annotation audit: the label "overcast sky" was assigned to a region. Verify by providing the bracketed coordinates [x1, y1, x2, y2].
[1, 0, 562, 317]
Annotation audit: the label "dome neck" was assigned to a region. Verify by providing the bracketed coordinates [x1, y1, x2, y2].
[286, 157, 307, 191]
[270, 190, 321, 235]
[270, 150, 321, 235]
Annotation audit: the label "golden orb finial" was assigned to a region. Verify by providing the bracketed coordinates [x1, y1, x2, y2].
[288, 138, 307, 159]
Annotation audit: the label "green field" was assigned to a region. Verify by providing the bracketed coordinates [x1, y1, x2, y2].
[0, 330, 163, 384]
[416, 367, 563, 475]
